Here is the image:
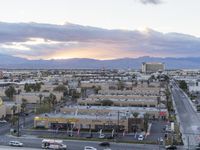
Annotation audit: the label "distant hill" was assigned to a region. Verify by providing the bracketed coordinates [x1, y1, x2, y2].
[0, 54, 200, 69]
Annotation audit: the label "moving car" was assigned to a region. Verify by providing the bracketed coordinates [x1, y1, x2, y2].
[138, 134, 144, 141]
[99, 142, 110, 147]
[195, 143, 200, 150]
[9, 141, 23, 147]
[42, 139, 67, 150]
[84, 146, 97, 150]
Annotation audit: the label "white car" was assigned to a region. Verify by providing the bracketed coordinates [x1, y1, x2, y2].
[9, 141, 23, 147]
[104, 148, 112, 150]
[99, 134, 105, 139]
[138, 135, 144, 141]
[84, 146, 97, 150]
[0, 120, 7, 123]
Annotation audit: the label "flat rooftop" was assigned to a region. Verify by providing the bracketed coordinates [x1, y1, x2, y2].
[63, 105, 167, 112]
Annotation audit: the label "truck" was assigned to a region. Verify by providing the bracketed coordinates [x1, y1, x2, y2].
[42, 139, 67, 150]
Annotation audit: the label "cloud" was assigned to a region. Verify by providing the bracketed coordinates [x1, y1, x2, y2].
[0, 22, 200, 60]
[138, 0, 163, 4]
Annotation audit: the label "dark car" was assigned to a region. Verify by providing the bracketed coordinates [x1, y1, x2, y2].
[106, 136, 114, 139]
[86, 134, 93, 138]
[165, 145, 177, 150]
[99, 142, 110, 147]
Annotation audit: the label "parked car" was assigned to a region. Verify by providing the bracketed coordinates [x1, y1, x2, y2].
[0, 120, 7, 123]
[86, 134, 93, 138]
[159, 137, 164, 143]
[99, 142, 110, 147]
[138, 134, 144, 141]
[99, 134, 105, 139]
[9, 141, 23, 147]
[84, 146, 97, 150]
[106, 135, 114, 139]
[165, 145, 177, 150]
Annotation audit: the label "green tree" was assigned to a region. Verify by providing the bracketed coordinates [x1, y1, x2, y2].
[5, 86, 16, 100]
[49, 93, 57, 110]
[69, 89, 80, 99]
[17, 89, 21, 95]
[11, 104, 17, 117]
[38, 94, 43, 105]
[179, 80, 188, 91]
[35, 82, 42, 91]
[24, 83, 31, 92]
[143, 113, 150, 133]
[21, 98, 27, 113]
[10, 116, 18, 126]
[165, 88, 172, 115]
[81, 88, 87, 98]
[117, 80, 125, 90]
[132, 112, 139, 118]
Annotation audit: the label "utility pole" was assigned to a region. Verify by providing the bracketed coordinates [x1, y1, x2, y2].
[17, 113, 20, 137]
[23, 112, 25, 127]
[117, 111, 119, 135]
[187, 136, 189, 150]
[116, 110, 121, 140]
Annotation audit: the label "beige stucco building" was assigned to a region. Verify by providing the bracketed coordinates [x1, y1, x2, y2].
[17, 92, 63, 104]
[0, 98, 6, 118]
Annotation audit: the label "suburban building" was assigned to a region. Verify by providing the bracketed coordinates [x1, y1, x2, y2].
[142, 62, 165, 74]
[34, 105, 168, 132]
[0, 98, 6, 118]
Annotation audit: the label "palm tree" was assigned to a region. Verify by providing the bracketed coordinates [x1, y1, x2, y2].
[143, 113, 150, 133]
[132, 112, 139, 118]
[5, 86, 16, 100]
[49, 93, 57, 110]
[10, 104, 18, 126]
[21, 98, 27, 127]
[21, 98, 27, 113]
[117, 80, 125, 90]
[38, 94, 43, 105]
[11, 104, 17, 116]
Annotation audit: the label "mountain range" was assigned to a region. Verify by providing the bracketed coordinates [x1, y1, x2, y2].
[0, 54, 200, 69]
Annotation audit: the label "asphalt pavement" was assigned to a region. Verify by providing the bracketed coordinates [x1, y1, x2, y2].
[0, 145, 40, 150]
[171, 80, 200, 149]
[0, 135, 166, 150]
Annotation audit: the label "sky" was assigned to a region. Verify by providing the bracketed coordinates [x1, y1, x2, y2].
[0, 0, 200, 60]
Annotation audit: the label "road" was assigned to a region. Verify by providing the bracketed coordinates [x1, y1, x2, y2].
[0, 135, 166, 150]
[171, 80, 200, 148]
[0, 113, 35, 135]
[0, 145, 39, 150]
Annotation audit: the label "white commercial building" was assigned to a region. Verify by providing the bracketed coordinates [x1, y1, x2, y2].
[142, 62, 165, 74]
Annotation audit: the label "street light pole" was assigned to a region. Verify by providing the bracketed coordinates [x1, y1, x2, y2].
[17, 113, 20, 137]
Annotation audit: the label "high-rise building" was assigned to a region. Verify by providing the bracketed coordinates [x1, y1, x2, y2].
[142, 62, 165, 73]
[0, 71, 3, 79]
